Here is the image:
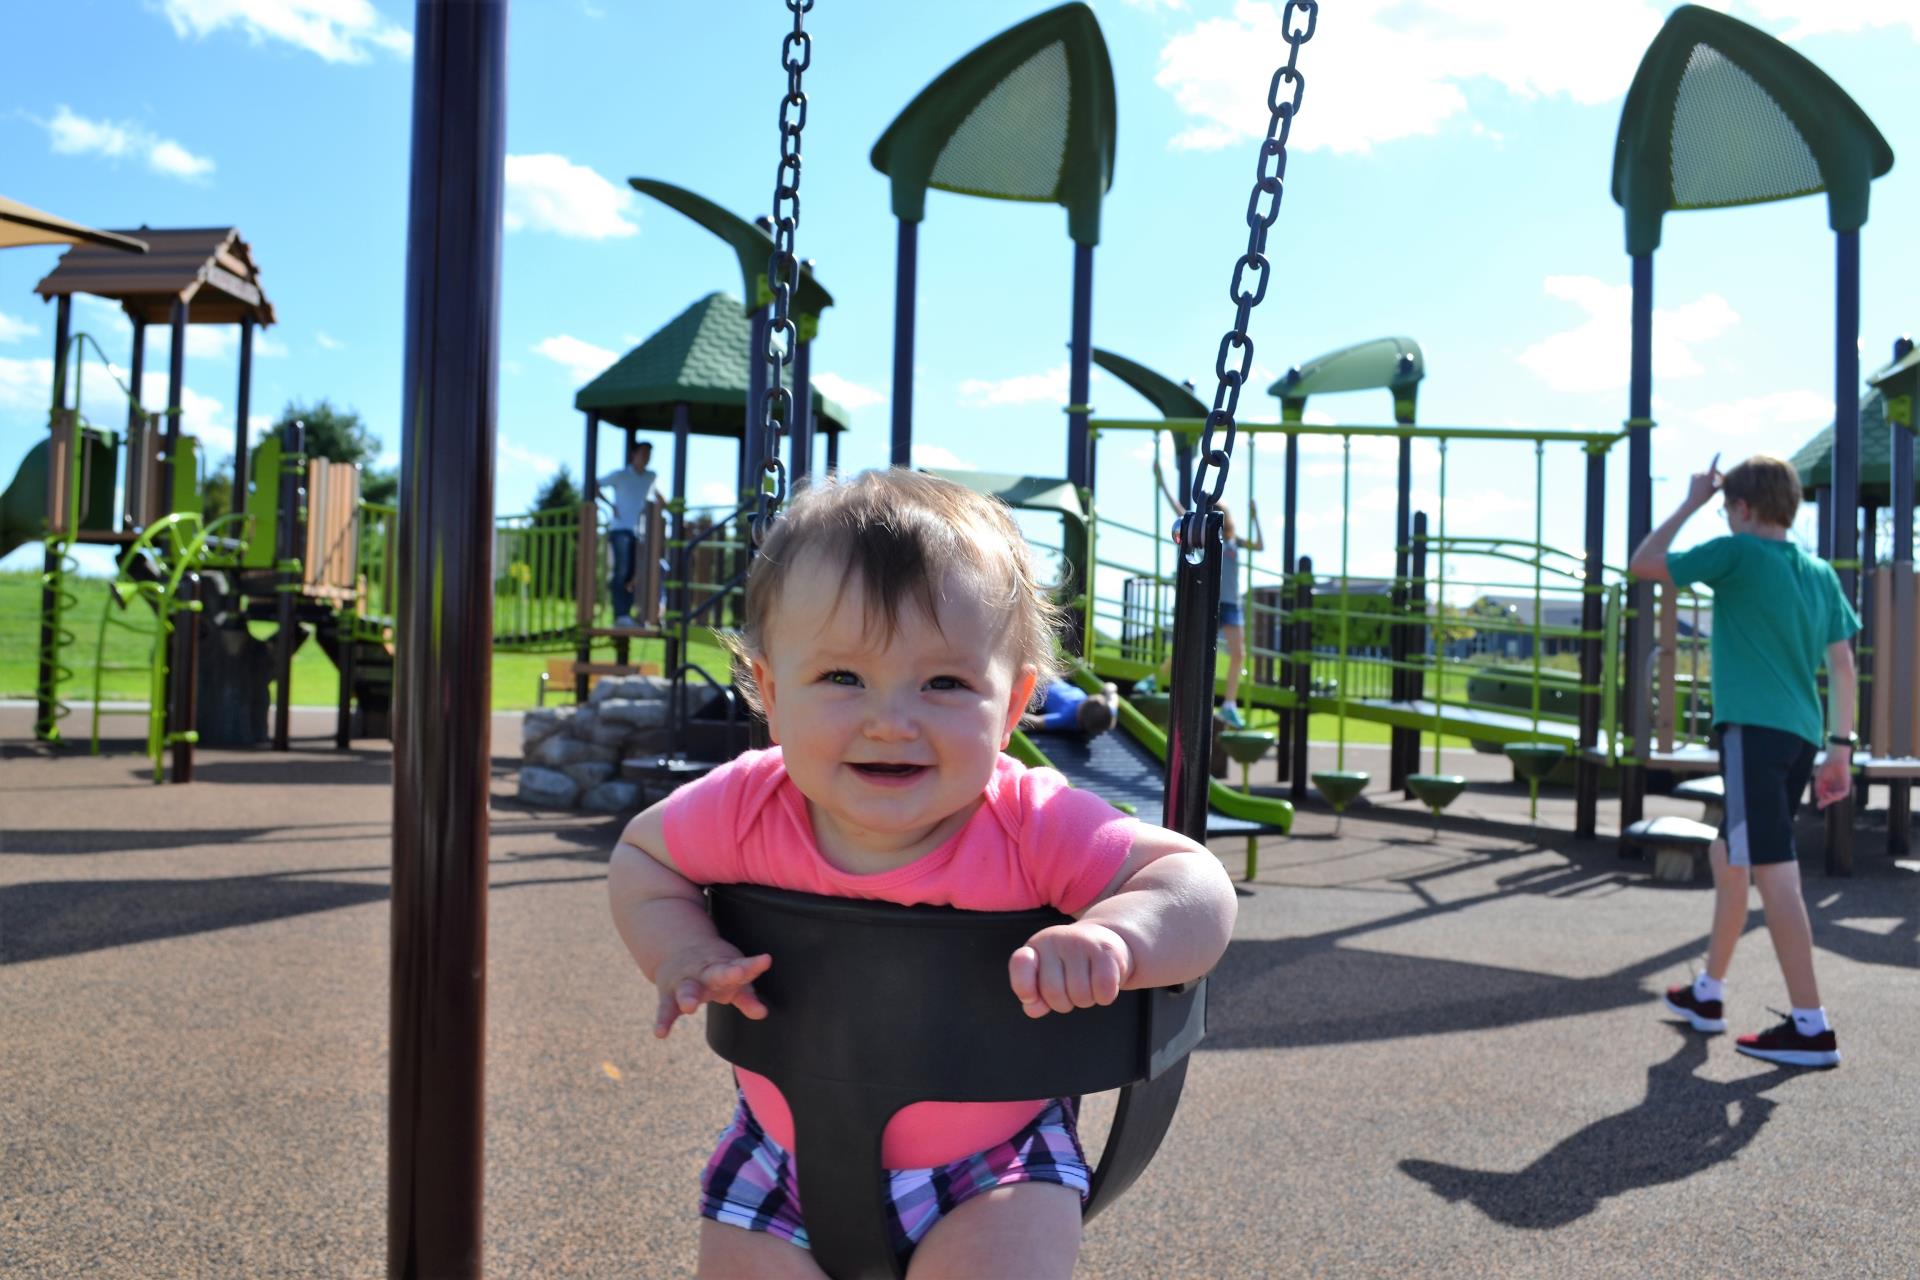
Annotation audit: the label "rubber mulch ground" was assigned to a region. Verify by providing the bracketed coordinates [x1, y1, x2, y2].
[3, 711, 1915, 1278]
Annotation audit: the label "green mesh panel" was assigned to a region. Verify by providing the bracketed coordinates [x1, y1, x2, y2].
[929, 40, 1071, 202]
[1669, 42, 1823, 210]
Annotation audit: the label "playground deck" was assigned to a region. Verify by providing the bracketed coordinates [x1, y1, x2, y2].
[2, 709, 1915, 1279]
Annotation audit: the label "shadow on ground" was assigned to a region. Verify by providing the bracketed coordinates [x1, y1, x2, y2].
[1399, 1026, 1798, 1228]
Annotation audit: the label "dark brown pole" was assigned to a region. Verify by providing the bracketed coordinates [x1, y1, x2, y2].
[577, 410, 599, 701]
[125, 318, 147, 530]
[163, 299, 189, 505]
[390, 2, 505, 1277]
[1575, 448, 1606, 839]
[235, 319, 255, 510]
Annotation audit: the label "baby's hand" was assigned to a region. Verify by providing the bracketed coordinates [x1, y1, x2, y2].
[652, 942, 772, 1038]
[1009, 922, 1134, 1018]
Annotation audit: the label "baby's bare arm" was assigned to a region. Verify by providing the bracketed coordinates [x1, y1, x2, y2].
[1011, 825, 1235, 1016]
[1079, 824, 1236, 989]
[608, 803, 770, 1034]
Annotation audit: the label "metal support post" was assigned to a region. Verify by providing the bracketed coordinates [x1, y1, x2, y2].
[389, 3, 505, 1274]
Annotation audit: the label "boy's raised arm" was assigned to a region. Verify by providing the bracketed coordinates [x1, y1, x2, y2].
[1630, 456, 1721, 584]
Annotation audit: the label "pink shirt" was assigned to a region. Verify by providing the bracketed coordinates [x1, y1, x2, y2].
[662, 747, 1137, 1168]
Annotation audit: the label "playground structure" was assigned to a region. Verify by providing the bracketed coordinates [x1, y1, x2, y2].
[6, 7, 1906, 847]
[4, 5, 1916, 1275]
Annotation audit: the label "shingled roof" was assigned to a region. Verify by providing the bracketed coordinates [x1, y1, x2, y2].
[33, 226, 275, 326]
[575, 292, 849, 437]
[1789, 390, 1910, 504]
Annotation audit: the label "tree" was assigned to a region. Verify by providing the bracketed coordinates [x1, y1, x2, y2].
[272, 398, 398, 506]
[534, 465, 581, 513]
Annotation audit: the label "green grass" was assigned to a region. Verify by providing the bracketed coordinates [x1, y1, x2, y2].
[1, 571, 735, 713]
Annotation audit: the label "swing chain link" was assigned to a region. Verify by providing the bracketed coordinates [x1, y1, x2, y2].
[753, 0, 814, 546]
[1182, 0, 1315, 557]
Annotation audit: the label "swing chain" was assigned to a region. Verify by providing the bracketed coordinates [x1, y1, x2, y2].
[1182, 0, 1315, 556]
[754, 0, 814, 545]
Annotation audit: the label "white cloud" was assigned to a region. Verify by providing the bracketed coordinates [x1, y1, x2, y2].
[1121, 0, 1188, 10]
[499, 439, 560, 475]
[811, 371, 885, 411]
[505, 154, 639, 239]
[1154, 1, 1667, 155]
[136, 372, 235, 455]
[160, 0, 412, 64]
[1741, 0, 1920, 40]
[0, 313, 37, 344]
[1682, 389, 1833, 437]
[148, 139, 216, 179]
[43, 106, 214, 182]
[315, 330, 344, 351]
[255, 334, 289, 358]
[911, 444, 975, 470]
[1514, 275, 1739, 394]
[532, 334, 618, 384]
[699, 481, 736, 506]
[957, 363, 1070, 408]
[0, 355, 54, 409]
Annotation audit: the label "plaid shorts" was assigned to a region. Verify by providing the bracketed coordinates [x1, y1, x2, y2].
[699, 1093, 1090, 1265]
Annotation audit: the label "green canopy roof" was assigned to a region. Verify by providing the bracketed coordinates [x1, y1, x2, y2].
[1092, 348, 1205, 420]
[870, 2, 1116, 247]
[626, 178, 833, 331]
[1612, 5, 1894, 256]
[923, 468, 1086, 529]
[1268, 336, 1425, 424]
[574, 292, 848, 437]
[1788, 389, 1914, 504]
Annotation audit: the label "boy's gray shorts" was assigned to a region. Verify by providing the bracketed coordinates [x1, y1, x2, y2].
[1717, 724, 1817, 867]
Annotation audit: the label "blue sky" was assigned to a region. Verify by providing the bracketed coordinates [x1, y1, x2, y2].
[3, 0, 1917, 598]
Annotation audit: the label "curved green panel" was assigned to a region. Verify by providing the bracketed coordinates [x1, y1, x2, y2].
[1092, 349, 1206, 420]
[1268, 336, 1424, 425]
[870, 2, 1116, 246]
[1612, 5, 1894, 254]
[626, 178, 833, 326]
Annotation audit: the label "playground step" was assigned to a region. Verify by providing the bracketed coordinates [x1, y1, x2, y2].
[1622, 815, 1717, 884]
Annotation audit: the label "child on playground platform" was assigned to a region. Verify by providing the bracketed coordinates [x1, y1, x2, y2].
[1629, 454, 1857, 1069]
[607, 469, 1238, 1279]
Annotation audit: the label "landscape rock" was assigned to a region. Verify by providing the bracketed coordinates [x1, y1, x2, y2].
[599, 698, 668, 730]
[530, 735, 617, 768]
[580, 780, 642, 814]
[589, 719, 635, 748]
[591, 675, 670, 705]
[563, 761, 617, 790]
[517, 766, 581, 808]
[520, 707, 564, 751]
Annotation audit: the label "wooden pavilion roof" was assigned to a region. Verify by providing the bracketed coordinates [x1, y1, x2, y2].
[33, 226, 275, 326]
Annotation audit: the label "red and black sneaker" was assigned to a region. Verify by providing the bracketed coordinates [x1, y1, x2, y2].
[1661, 983, 1726, 1034]
[1735, 1012, 1840, 1069]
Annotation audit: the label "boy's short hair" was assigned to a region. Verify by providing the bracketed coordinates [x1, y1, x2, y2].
[731, 469, 1064, 711]
[1721, 455, 1800, 528]
[1075, 694, 1114, 735]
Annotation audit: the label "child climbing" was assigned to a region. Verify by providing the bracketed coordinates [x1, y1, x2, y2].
[607, 469, 1238, 1278]
[1153, 459, 1265, 726]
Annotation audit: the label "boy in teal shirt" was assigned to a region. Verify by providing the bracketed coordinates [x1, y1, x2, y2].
[1629, 454, 1857, 1068]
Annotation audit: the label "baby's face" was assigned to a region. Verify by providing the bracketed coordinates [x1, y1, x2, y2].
[752, 555, 1035, 863]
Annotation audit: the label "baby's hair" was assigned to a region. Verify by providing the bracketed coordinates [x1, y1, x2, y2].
[1722, 455, 1801, 528]
[727, 469, 1065, 712]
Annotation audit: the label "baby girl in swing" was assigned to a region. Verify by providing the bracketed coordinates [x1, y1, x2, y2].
[608, 468, 1236, 1278]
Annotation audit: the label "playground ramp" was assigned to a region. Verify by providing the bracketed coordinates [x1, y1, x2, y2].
[1014, 667, 1293, 837]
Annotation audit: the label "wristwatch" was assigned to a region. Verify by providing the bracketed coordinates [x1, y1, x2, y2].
[1828, 733, 1859, 749]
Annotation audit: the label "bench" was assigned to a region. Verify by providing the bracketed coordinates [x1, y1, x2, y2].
[1671, 774, 1724, 823]
[1623, 815, 1717, 883]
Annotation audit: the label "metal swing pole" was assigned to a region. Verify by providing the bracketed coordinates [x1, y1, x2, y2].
[389, 2, 506, 1274]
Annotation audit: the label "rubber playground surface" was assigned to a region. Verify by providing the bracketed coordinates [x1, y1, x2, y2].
[3, 708, 1916, 1279]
